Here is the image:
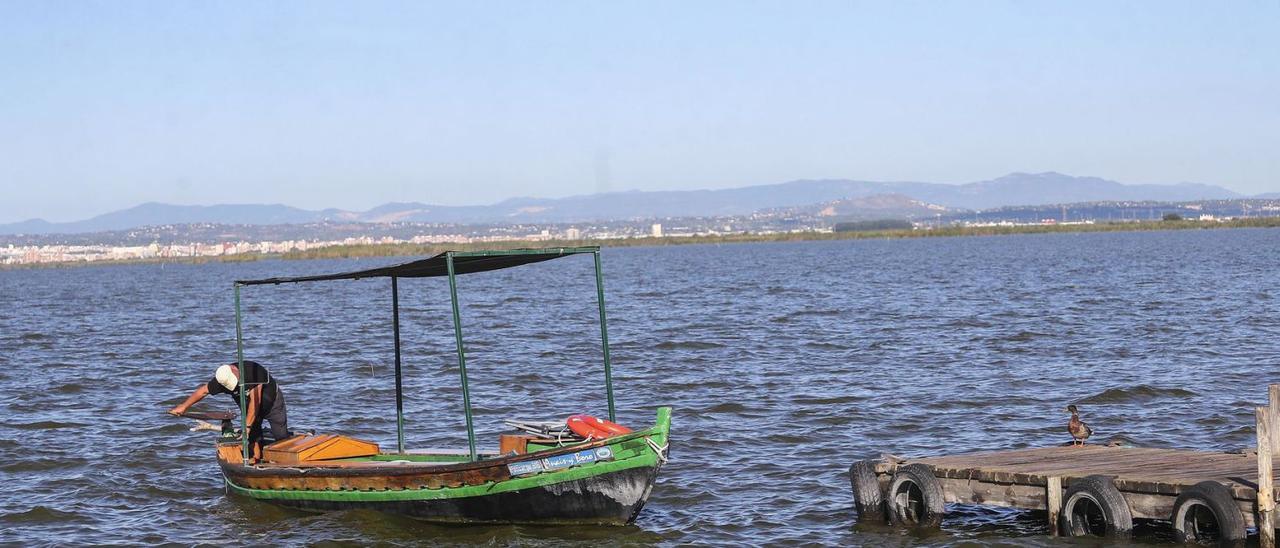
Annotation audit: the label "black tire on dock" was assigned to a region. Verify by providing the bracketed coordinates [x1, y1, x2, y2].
[886, 463, 945, 528]
[1170, 480, 1247, 545]
[849, 460, 885, 523]
[1059, 475, 1133, 538]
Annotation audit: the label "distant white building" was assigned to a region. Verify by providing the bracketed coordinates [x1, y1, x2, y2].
[651, 223, 663, 237]
[565, 227, 581, 239]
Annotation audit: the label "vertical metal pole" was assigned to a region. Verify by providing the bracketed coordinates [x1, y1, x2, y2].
[234, 283, 249, 465]
[392, 276, 405, 454]
[446, 253, 477, 462]
[593, 251, 616, 422]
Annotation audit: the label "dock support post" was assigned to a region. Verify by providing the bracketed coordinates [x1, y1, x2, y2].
[1046, 476, 1062, 536]
[1257, 406, 1275, 547]
[1270, 385, 1280, 455]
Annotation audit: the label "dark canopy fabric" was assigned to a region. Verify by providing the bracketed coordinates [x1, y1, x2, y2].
[236, 247, 596, 286]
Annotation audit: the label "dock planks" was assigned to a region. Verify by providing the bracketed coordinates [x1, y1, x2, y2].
[871, 445, 1272, 527]
[875, 446, 1267, 500]
[861, 386, 1280, 544]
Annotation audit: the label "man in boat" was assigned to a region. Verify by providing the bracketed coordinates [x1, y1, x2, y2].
[168, 360, 290, 459]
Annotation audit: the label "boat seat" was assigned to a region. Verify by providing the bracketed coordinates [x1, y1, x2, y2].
[500, 434, 563, 454]
[404, 448, 501, 457]
[263, 434, 380, 465]
[259, 459, 450, 469]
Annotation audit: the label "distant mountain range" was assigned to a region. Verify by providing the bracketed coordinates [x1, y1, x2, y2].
[2, 172, 1255, 235]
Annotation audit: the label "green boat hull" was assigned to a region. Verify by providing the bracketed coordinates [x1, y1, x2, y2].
[229, 462, 661, 524]
[220, 408, 670, 525]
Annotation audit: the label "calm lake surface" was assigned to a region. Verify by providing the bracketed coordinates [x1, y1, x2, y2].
[3, 229, 1279, 546]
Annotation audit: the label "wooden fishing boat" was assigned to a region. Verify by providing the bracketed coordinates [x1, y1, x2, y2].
[191, 247, 671, 525]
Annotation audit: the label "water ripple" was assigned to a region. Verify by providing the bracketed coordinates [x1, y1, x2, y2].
[2, 228, 1280, 545]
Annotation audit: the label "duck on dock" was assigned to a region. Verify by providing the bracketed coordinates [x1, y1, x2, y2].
[1067, 404, 1093, 447]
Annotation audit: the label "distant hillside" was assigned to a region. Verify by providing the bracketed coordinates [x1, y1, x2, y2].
[936, 172, 1239, 208]
[766, 193, 950, 220]
[0, 203, 335, 235]
[1, 172, 1245, 234]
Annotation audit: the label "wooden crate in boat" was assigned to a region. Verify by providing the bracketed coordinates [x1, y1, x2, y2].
[263, 434, 380, 464]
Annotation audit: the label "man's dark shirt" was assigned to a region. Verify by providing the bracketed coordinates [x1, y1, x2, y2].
[206, 360, 278, 418]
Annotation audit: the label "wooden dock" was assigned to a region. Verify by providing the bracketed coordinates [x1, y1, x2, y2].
[872, 445, 1265, 522]
[851, 385, 1280, 544]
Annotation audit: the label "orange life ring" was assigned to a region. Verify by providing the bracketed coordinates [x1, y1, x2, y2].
[567, 414, 632, 439]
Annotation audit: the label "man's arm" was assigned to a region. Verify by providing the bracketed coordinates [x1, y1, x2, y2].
[245, 385, 261, 425]
[168, 384, 210, 416]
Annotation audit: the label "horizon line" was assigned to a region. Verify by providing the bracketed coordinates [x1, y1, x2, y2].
[6, 170, 1259, 226]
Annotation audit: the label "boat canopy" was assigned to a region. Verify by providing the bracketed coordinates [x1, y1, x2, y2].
[236, 247, 598, 286]
[228, 246, 615, 464]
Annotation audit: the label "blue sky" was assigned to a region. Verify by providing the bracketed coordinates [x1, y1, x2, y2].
[1, 1, 1277, 223]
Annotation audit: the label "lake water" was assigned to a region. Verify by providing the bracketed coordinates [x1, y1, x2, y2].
[3, 228, 1279, 546]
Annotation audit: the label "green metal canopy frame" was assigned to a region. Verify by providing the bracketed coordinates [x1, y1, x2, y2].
[230, 246, 615, 464]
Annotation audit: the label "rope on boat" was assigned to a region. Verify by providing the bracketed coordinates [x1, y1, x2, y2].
[504, 418, 583, 446]
[644, 437, 668, 464]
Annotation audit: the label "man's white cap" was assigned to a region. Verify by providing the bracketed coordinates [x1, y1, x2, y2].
[214, 364, 238, 391]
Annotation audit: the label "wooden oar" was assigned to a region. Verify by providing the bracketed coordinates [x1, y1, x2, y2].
[177, 410, 236, 421]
